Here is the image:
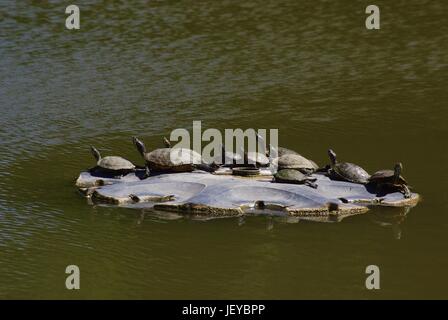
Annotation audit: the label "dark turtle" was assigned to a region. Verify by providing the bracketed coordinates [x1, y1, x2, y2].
[133, 137, 215, 176]
[163, 136, 218, 172]
[89, 146, 135, 178]
[255, 133, 320, 170]
[369, 163, 411, 198]
[215, 144, 244, 168]
[232, 143, 269, 168]
[274, 169, 318, 189]
[244, 151, 270, 168]
[274, 153, 319, 174]
[327, 149, 370, 184]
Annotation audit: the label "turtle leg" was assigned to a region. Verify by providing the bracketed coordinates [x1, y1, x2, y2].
[194, 163, 217, 173]
[144, 165, 150, 178]
[401, 185, 411, 199]
[113, 170, 125, 179]
[304, 180, 318, 189]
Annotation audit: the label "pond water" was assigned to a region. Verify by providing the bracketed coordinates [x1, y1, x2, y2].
[0, 0, 447, 299]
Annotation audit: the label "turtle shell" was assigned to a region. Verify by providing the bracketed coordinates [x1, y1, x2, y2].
[145, 148, 202, 172]
[274, 169, 308, 183]
[332, 162, 370, 184]
[276, 147, 299, 157]
[274, 169, 317, 188]
[97, 156, 135, 171]
[275, 154, 319, 172]
[214, 151, 243, 166]
[369, 170, 407, 185]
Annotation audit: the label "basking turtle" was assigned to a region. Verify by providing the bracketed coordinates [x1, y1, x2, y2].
[163, 136, 219, 171]
[369, 163, 411, 198]
[274, 153, 319, 174]
[255, 133, 299, 158]
[274, 169, 318, 189]
[268, 145, 300, 158]
[216, 145, 244, 167]
[89, 146, 135, 178]
[133, 137, 215, 176]
[245, 151, 270, 168]
[276, 146, 298, 157]
[327, 149, 370, 184]
[255, 135, 319, 170]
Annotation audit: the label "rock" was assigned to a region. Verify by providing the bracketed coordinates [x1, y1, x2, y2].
[75, 171, 420, 222]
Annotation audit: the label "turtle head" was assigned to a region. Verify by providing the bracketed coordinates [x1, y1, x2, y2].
[163, 137, 171, 148]
[90, 146, 101, 162]
[394, 163, 403, 182]
[328, 149, 337, 166]
[132, 136, 146, 157]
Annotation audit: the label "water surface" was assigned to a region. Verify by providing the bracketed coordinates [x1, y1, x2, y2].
[0, 0, 447, 299]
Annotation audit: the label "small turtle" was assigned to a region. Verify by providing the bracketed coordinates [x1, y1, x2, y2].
[89, 146, 135, 178]
[229, 143, 269, 168]
[369, 163, 411, 198]
[255, 135, 320, 171]
[274, 153, 319, 174]
[163, 136, 218, 171]
[327, 149, 370, 184]
[244, 151, 270, 168]
[274, 169, 318, 188]
[216, 145, 244, 168]
[133, 137, 215, 176]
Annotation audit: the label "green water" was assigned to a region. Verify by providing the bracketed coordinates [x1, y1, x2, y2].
[0, 0, 447, 299]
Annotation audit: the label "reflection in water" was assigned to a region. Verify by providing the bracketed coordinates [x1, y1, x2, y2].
[0, 0, 447, 299]
[370, 206, 413, 240]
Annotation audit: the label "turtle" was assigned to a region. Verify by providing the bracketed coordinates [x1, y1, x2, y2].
[327, 149, 370, 184]
[162, 136, 218, 171]
[274, 169, 318, 188]
[274, 153, 319, 174]
[211, 144, 244, 168]
[368, 163, 411, 198]
[89, 146, 135, 178]
[133, 137, 215, 176]
[254, 134, 321, 169]
[255, 133, 299, 158]
[270, 146, 299, 158]
[244, 151, 270, 168]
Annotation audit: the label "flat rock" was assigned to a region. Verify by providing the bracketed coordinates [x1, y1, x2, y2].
[76, 171, 420, 222]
